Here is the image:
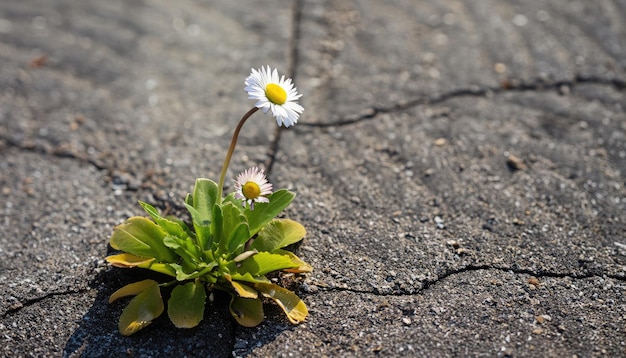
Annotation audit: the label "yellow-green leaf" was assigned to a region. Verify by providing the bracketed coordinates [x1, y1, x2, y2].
[106, 253, 155, 268]
[110, 217, 177, 262]
[167, 281, 206, 328]
[115, 280, 164, 336]
[229, 295, 264, 327]
[225, 274, 258, 299]
[251, 219, 306, 252]
[234, 251, 299, 276]
[109, 279, 159, 303]
[244, 190, 295, 235]
[254, 282, 308, 324]
[142, 262, 177, 277]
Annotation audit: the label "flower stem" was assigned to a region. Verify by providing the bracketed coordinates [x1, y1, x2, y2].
[217, 107, 259, 201]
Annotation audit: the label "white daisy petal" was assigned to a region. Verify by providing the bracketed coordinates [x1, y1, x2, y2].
[244, 66, 304, 127]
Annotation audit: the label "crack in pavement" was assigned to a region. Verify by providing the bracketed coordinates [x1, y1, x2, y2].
[4, 72, 622, 181]
[0, 135, 109, 172]
[299, 74, 626, 128]
[264, 0, 304, 179]
[230, 1, 305, 354]
[1, 288, 91, 319]
[309, 264, 626, 297]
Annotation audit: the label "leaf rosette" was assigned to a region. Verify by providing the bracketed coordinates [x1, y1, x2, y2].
[107, 178, 311, 335]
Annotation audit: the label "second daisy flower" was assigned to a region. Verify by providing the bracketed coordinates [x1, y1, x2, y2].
[234, 167, 273, 209]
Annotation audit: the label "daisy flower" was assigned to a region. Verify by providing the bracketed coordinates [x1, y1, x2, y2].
[244, 66, 303, 127]
[234, 167, 273, 210]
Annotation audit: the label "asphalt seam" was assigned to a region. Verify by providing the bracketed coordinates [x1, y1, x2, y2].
[310, 264, 626, 297]
[0, 135, 109, 171]
[230, 1, 304, 353]
[299, 74, 626, 128]
[264, 0, 304, 179]
[2, 74, 622, 176]
[0, 287, 91, 319]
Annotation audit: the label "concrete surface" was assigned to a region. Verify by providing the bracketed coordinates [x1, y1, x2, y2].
[1, 0, 625, 357]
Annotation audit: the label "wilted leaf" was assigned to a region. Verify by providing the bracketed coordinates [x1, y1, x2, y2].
[229, 295, 264, 327]
[106, 253, 154, 268]
[117, 281, 164, 336]
[250, 219, 306, 252]
[229, 272, 270, 285]
[234, 251, 299, 276]
[254, 282, 308, 324]
[110, 217, 177, 262]
[244, 190, 295, 235]
[272, 249, 313, 273]
[233, 250, 258, 263]
[225, 274, 258, 299]
[168, 281, 206, 328]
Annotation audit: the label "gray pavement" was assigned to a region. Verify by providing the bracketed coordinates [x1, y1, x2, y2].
[1, 1, 625, 357]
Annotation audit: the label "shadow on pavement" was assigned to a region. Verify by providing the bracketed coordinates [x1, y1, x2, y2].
[62, 264, 285, 357]
[61, 205, 303, 357]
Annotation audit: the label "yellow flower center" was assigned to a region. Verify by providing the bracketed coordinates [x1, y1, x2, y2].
[242, 181, 261, 199]
[265, 83, 287, 105]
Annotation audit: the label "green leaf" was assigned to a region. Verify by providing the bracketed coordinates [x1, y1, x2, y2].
[220, 201, 250, 253]
[229, 295, 264, 327]
[184, 178, 218, 250]
[110, 217, 177, 262]
[228, 224, 251, 253]
[210, 204, 223, 249]
[193, 178, 218, 222]
[222, 192, 240, 208]
[139, 201, 189, 239]
[185, 203, 211, 250]
[114, 280, 164, 336]
[244, 190, 295, 236]
[169, 262, 217, 281]
[168, 281, 207, 328]
[163, 235, 200, 264]
[234, 251, 299, 276]
[254, 282, 308, 324]
[250, 219, 306, 252]
[165, 215, 195, 238]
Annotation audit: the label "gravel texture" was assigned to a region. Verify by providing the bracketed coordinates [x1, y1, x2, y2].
[1, 1, 624, 357]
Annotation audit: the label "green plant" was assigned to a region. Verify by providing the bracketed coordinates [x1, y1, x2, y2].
[106, 66, 311, 335]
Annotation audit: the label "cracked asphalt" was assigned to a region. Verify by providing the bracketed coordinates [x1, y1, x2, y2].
[1, 1, 625, 357]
